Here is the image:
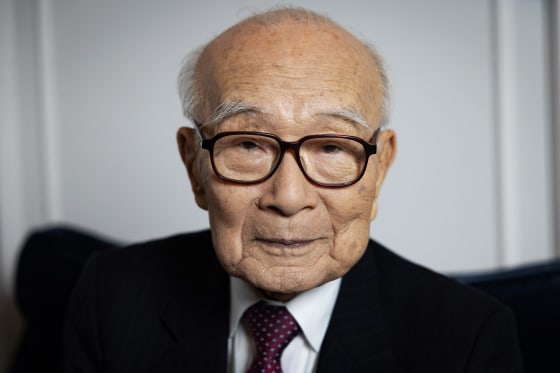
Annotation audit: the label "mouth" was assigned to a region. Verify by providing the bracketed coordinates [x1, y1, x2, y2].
[257, 238, 315, 249]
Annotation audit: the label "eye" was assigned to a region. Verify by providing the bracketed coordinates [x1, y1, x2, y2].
[320, 143, 345, 154]
[238, 140, 260, 151]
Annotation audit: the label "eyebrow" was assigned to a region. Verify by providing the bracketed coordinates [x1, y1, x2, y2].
[201, 101, 260, 128]
[199, 101, 372, 131]
[317, 109, 371, 130]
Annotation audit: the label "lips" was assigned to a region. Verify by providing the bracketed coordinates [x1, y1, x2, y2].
[258, 238, 314, 248]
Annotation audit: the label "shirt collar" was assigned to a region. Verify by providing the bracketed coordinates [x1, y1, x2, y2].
[229, 276, 341, 352]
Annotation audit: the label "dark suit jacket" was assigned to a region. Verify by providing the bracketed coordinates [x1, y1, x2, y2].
[63, 230, 523, 372]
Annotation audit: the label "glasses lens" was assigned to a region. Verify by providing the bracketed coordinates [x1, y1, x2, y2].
[300, 137, 365, 185]
[209, 133, 368, 185]
[212, 134, 279, 182]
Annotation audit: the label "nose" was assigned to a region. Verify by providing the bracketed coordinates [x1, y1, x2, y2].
[257, 152, 319, 216]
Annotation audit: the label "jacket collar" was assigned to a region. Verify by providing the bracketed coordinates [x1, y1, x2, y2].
[317, 240, 394, 372]
[158, 242, 231, 372]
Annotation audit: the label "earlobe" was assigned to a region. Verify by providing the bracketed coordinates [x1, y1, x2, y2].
[177, 127, 208, 210]
[369, 201, 378, 221]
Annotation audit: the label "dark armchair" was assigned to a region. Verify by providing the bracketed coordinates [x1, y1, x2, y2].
[456, 261, 560, 372]
[9, 226, 119, 373]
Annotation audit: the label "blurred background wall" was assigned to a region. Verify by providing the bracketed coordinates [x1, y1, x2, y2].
[1, 0, 559, 369]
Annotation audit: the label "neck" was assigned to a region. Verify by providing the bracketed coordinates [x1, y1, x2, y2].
[260, 289, 297, 302]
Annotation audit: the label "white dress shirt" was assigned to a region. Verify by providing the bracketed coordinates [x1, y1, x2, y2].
[228, 276, 341, 373]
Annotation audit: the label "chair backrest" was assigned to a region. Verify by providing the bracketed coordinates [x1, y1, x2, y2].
[10, 225, 120, 373]
[456, 261, 560, 373]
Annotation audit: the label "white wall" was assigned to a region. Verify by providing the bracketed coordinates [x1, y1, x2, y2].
[1, 0, 559, 368]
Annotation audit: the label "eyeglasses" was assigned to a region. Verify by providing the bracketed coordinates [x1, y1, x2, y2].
[197, 129, 381, 187]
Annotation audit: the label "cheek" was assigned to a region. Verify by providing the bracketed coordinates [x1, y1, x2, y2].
[207, 183, 253, 227]
[205, 182, 257, 271]
[327, 179, 376, 228]
[326, 179, 376, 261]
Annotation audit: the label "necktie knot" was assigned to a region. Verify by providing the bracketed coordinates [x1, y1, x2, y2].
[243, 301, 300, 373]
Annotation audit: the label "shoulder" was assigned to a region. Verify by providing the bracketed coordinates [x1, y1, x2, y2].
[90, 229, 216, 282]
[371, 239, 503, 317]
[368, 240, 522, 371]
[63, 230, 226, 371]
[97, 229, 213, 264]
[72, 229, 221, 319]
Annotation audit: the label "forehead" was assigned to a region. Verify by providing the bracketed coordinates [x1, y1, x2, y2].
[197, 21, 383, 127]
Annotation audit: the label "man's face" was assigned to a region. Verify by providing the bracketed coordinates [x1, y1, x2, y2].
[178, 21, 396, 300]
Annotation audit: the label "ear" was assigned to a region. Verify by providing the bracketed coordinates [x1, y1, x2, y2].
[370, 129, 397, 221]
[177, 127, 208, 210]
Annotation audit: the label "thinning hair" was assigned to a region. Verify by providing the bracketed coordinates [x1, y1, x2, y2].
[177, 7, 391, 128]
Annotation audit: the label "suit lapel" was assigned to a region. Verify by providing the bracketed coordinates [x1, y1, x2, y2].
[158, 292, 230, 372]
[317, 240, 393, 372]
[157, 237, 231, 373]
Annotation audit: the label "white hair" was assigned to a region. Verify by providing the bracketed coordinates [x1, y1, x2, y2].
[177, 7, 391, 127]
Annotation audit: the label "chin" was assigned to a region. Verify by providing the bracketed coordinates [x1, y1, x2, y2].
[249, 267, 333, 300]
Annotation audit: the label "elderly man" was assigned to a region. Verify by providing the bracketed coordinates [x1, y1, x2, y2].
[64, 7, 522, 373]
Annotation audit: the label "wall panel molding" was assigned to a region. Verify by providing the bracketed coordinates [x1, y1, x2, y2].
[0, 0, 60, 291]
[0, 0, 25, 370]
[38, 0, 63, 221]
[550, 0, 560, 256]
[492, 0, 556, 266]
[0, 0, 56, 366]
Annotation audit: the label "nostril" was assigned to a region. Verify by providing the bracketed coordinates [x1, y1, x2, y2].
[264, 204, 291, 217]
[250, 147, 320, 216]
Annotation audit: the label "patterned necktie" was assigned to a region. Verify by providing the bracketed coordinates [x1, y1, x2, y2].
[243, 301, 301, 373]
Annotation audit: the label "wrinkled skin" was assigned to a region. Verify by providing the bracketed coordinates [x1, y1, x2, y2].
[177, 20, 396, 301]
